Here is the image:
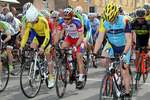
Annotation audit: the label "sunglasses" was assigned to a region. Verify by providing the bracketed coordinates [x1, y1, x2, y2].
[64, 17, 72, 20]
[53, 17, 56, 19]
[137, 18, 145, 19]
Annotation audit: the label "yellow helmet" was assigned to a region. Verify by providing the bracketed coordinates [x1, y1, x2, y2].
[103, 2, 119, 21]
[137, 6, 142, 9]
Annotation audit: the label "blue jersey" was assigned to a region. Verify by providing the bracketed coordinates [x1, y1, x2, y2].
[82, 13, 91, 38]
[90, 18, 100, 32]
[103, 15, 131, 46]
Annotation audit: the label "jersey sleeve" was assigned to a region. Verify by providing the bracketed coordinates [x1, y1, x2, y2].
[57, 19, 64, 31]
[21, 21, 31, 47]
[1, 22, 11, 34]
[96, 19, 100, 26]
[124, 18, 132, 33]
[99, 19, 106, 33]
[42, 19, 50, 47]
[21, 15, 26, 27]
[74, 19, 83, 32]
[48, 19, 55, 33]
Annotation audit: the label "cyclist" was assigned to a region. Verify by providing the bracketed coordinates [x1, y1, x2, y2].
[54, 8, 85, 89]
[0, 15, 12, 76]
[5, 12, 21, 48]
[131, 8, 150, 72]
[20, 6, 54, 88]
[117, 5, 133, 22]
[142, 3, 150, 21]
[92, 2, 132, 100]
[75, 6, 92, 51]
[21, 2, 44, 40]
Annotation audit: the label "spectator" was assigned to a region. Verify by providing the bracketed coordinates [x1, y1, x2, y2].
[10, 7, 17, 16]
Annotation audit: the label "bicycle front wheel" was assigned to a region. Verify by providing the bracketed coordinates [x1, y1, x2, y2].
[143, 59, 149, 83]
[99, 74, 115, 100]
[0, 57, 9, 92]
[56, 60, 68, 98]
[20, 60, 42, 98]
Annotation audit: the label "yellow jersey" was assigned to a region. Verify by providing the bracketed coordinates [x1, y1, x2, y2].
[145, 14, 150, 21]
[21, 17, 50, 47]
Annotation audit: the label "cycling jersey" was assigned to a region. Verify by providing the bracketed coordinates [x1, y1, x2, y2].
[100, 15, 131, 46]
[52, 17, 62, 31]
[8, 17, 20, 33]
[131, 20, 150, 47]
[21, 12, 44, 27]
[82, 13, 91, 40]
[0, 21, 11, 34]
[145, 14, 150, 21]
[47, 19, 55, 33]
[58, 17, 83, 39]
[90, 18, 100, 32]
[74, 13, 84, 26]
[125, 15, 133, 22]
[21, 17, 50, 47]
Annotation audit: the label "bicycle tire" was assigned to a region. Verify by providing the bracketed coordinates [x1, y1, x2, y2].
[20, 60, 42, 98]
[135, 57, 142, 90]
[129, 67, 133, 97]
[99, 74, 115, 100]
[143, 59, 149, 83]
[56, 60, 68, 98]
[0, 57, 9, 92]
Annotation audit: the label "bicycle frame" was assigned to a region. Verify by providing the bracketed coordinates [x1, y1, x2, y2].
[136, 50, 150, 75]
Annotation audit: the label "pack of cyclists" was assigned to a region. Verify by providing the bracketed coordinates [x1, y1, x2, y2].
[0, 1, 150, 100]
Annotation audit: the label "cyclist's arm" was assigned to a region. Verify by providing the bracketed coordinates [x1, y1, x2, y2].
[76, 31, 84, 48]
[94, 20, 105, 53]
[42, 21, 50, 47]
[122, 20, 132, 54]
[93, 31, 105, 53]
[21, 23, 31, 47]
[20, 26, 25, 38]
[54, 30, 61, 45]
[95, 26, 99, 36]
[131, 30, 136, 43]
[60, 28, 65, 39]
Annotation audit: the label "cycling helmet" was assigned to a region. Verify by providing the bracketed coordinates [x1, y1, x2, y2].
[135, 8, 146, 17]
[16, 13, 22, 19]
[63, 8, 74, 17]
[103, 2, 119, 21]
[117, 5, 123, 13]
[26, 6, 38, 22]
[88, 13, 94, 17]
[40, 10, 49, 18]
[23, 2, 33, 13]
[97, 14, 102, 19]
[51, 11, 59, 17]
[75, 6, 83, 14]
[142, 3, 150, 10]
[5, 12, 13, 19]
[66, 5, 74, 11]
[137, 6, 142, 9]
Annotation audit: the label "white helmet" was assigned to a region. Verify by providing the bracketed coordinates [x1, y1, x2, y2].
[52, 11, 59, 17]
[23, 2, 33, 13]
[26, 6, 38, 22]
[75, 6, 83, 14]
[40, 10, 49, 18]
[88, 13, 94, 17]
[5, 12, 13, 19]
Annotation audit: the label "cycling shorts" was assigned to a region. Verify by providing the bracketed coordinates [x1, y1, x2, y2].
[64, 35, 84, 53]
[102, 41, 131, 64]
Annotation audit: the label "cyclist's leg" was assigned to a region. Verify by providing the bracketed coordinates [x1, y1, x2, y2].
[30, 37, 39, 49]
[101, 42, 114, 69]
[121, 48, 131, 94]
[135, 47, 140, 67]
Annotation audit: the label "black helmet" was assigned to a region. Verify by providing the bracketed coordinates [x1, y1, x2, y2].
[135, 8, 146, 17]
[117, 5, 123, 13]
[142, 3, 150, 10]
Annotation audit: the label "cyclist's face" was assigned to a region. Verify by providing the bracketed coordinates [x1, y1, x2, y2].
[64, 16, 72, 25]
[7, 18, 12, 22]
[89, 17, 94, 22]
[53, 17, 58, 21]
[136, 17, 145, 23]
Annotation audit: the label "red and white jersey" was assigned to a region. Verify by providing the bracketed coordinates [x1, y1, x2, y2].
[58, 17, 83, 39]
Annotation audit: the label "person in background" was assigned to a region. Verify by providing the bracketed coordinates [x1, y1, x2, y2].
[10, 7, 17, 16]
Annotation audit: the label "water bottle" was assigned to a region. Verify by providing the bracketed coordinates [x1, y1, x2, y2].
[40, 62, 44, 70]
[67, 56, 74, 71]
[118, 76, 122, 85]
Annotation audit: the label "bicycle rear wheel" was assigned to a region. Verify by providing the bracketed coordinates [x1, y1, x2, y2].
[56, 60, 68, 98]
[99, 74, 115, 100]
[0, 57, 9, 92]
[135, 57, 142, 90]
[143, 59, 149, 83]
[20, 60, 42, 98]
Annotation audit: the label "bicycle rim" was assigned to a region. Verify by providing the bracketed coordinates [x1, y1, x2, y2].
[99, 74, 115, 100]
[0, 58, 9, 92]
[20, 60, 42, 98]
[56, 61, 67, 98]
[143, 59, 148, 83]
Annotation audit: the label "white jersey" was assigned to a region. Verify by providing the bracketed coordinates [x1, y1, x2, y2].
[9, 17, 20, 34]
